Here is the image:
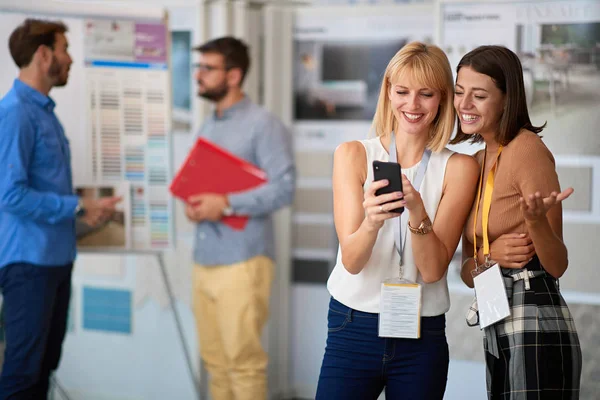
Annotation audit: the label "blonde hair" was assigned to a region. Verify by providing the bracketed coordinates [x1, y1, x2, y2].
[371, 42, 455, 152]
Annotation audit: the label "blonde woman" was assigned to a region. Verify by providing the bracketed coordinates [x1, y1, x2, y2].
[315, 42, 479, 399]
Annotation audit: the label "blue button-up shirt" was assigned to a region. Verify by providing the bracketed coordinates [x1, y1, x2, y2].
[0, 79, 78, 268]
[194, 97, 295, 266]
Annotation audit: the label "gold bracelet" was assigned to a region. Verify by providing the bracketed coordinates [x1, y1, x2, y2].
[407, 215, 433, 235]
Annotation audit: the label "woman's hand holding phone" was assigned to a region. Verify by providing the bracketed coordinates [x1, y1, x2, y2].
[400, 174, 425, 213]
[363, 179, 405, 232]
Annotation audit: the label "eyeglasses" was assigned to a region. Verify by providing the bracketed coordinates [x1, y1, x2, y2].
[193, 63, 231, 73]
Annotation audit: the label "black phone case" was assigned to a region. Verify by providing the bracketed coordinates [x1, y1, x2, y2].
[373, 160, 404, 214]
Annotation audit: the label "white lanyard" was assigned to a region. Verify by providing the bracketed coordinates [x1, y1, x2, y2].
[388, 132, 431, 276]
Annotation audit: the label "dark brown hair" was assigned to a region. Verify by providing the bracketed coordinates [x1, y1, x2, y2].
[450, 45, 544, 146]
[194, 36, 250, 84]
[9, 18, 68, 68]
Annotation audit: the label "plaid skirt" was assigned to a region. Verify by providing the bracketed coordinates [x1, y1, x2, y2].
[467, 256, 582, 399]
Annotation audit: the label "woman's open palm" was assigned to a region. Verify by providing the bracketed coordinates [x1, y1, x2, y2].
[519, 187, 574, 222]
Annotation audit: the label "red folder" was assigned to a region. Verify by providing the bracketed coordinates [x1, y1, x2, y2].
[169, 137, 268, 230]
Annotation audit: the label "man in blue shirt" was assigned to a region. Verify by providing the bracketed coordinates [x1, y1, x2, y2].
[0, 19, 120, 399]
[185, 37, 295, 400]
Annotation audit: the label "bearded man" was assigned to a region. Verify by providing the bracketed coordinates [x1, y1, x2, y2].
[0, 19, 120, 399]
[185, 37, 295, 400]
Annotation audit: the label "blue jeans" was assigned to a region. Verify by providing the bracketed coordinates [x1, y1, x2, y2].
[0, 263, 73, 400]
[316, 297, 449, 400]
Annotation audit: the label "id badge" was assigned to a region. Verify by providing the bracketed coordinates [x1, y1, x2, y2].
[472, 263, 510, 329]
[378, 277, 422, 339]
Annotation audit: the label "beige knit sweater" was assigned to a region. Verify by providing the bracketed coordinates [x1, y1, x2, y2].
[465, 130, 561, 251]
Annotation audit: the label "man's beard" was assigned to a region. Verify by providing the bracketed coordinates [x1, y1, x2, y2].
[49, 55, 68, 87]
[198, 81, 228, 102]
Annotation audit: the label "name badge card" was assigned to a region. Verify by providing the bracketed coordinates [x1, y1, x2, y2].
[472, 263, 510, 329]
[379, 278, 422, 339]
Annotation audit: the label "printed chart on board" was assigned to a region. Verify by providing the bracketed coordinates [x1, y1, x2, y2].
[82, 19, 173, 251]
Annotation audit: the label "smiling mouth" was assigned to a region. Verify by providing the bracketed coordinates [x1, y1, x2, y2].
[460, 113, 480, 124]
[402, 112, 424, 123]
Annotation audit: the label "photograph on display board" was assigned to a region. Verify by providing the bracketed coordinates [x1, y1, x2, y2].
[75, 183, 131, 249]
[442, 1, 600, 156]
[84, 20, 136, 62]
[294, 39, 407, 121]
[515, 21, 600, 150]
[171, 30, 192, 132]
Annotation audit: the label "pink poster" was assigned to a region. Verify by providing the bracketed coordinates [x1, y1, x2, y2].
[134, 22, 167, 64]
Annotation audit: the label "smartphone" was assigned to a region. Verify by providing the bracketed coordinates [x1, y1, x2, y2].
[373, 160, 404, 214]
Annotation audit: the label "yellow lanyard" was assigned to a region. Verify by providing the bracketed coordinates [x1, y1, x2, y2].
[473, 146, 503, 265]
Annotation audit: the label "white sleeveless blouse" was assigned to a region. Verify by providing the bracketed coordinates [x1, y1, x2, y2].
[327, 137, 454, 316]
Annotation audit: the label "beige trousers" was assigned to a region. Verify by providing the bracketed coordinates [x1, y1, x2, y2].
[193, 255, 274, 400]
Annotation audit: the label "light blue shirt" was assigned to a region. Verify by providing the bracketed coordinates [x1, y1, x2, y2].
[194, 97, 295, 266]
[0, 79, 78, 268]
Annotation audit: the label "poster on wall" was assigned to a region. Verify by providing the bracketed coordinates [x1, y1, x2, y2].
[311, 0, 426, 5]
[441, 0, 600, 157]
[294, 11, 434, 123]
[293, 9, 436, 154]
[83, 19, 173, 251]
[293, 9, 435, 151]
[171, 30, 192, 132]
[295, 37, 405, 121]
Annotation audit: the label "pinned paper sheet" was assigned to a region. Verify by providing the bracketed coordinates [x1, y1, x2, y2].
[75, 254, 125, 279]
[82, 286, 132, 334]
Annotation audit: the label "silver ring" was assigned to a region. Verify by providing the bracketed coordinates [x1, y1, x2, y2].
[379, 205, 384, 213]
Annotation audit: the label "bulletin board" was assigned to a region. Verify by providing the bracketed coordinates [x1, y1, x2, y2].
[0, 8, 174, 252]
